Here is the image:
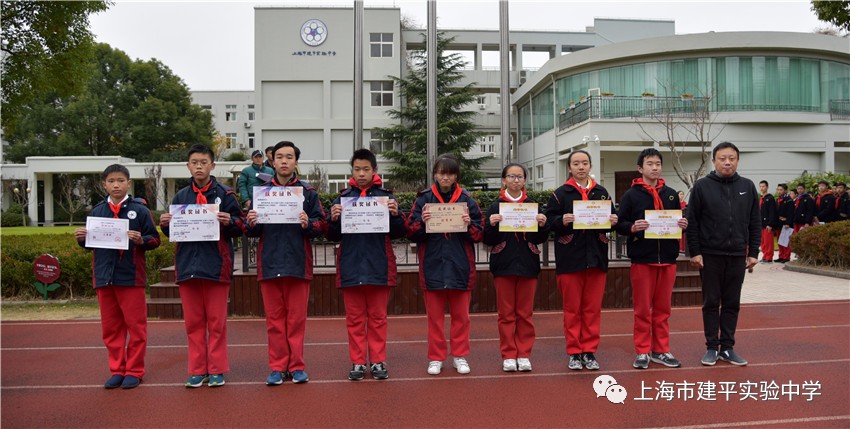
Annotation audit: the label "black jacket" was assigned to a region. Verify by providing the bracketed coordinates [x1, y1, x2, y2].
[482, 192, 549, 278]
[686, 171, 760, 258]
[777, 194, 795, 227]
[837, 192, 850, 222]
[815, 192, 836, 223]
[615, 182, 682, 265]
[793, 193, 816, 225]
[759, 193, 778, 229]
[544, 181, 615, 274]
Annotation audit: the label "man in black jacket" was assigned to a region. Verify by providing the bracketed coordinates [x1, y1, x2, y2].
[687, 142, 760, 367]
[814, 180, 836, 224]
[758, 180, 777, 263]
[793, 183, 816, 231]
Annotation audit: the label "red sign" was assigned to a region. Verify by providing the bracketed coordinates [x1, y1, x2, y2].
[33, 254, 61, 284]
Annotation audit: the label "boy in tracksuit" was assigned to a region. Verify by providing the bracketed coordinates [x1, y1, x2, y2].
[75, 164, 161, 389]
[245, 140, 326, 385]
[615, 149, 688, 370]
[326, 148, 407, 381]
[835, 182, 849, 222]
[160, 144, 245, 388]
[814, 180, 836, 224]
[793, 184, 816, 232]
[758, 180, 777, 263]
[774, 184, 794, 263]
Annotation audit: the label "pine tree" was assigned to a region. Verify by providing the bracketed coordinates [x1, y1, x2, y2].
[375, 33, 488, 191]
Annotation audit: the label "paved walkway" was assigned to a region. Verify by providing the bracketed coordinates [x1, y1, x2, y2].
[741, 257, 850, 304]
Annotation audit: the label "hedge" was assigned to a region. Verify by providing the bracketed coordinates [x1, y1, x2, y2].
[1, 233, 175, 300]
[790, 220, 850, 270]
[1, 204, 30, 227]
[786, 172, 850, 194]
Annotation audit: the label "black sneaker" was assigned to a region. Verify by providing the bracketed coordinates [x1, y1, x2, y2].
[370, 362, 389, 380]
[719, 349, 748, 366]
[633, 354, 649, 369]
[650, 352, 682, 368]
[348, 364, 367, 381]
[581, 352, 600, 370]
[701, 349, 719, 366]
[104, 374, 124, 389]
[568, 354, 583, 370]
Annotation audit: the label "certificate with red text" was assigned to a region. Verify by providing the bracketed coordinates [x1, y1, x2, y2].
[253, 186, 304, 224]
[499, 203, 539, 232]
[644, 210, 682, 239]
[424, 203, 468, 233]
[573, 200, 612, 230]
[169, 204, 220, 242]
[341, 196, 390, 234]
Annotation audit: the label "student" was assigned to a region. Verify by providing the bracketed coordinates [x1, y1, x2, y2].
[544, 150, 618, 371]
[263, 146, 275, 170]
[687, 142, 760, 367]
[814, 180, 836, 224]
[774, 184, 794, 263]
[245, 141, 326, 385]
[160, 144, 245, 388]
[835, 181, 849, 222]
[758, 180, 777, 263]
[325, 148, 407, 381]
[483, 163, 549, 372]
[74, 164, 161, 389]
[615, 149, 688, 370]
[238, 149, 274, 209]
[793, 183, 816, 232]
[408, 154, 484, 375]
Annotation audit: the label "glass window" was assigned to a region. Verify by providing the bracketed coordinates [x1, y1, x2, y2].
[225, 104, 237, 122]
[247, 104, 255, 121]
[225, 133, 237, 149]
[370, 81, 393, 107]
[369, 130, 398, 153]
[370, 33, 393, 58]
[248, 133, 255, 148]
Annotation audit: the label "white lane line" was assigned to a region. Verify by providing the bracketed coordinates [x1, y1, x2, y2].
[3, 324, 848, 351]
[649, 415, 850, 429]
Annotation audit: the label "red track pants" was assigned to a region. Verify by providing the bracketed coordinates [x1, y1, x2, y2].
[760, 228, 775, 261]
[630, 264, 676, 354]
[260, 277, 310, 372]
[557, 269, 606, 355]
[424, 289, 471, 361]
[342, 286, 391, 364]
[97, 286, 147, 378]
[179, 279, 230, 376]
[494, 276, 536, 359]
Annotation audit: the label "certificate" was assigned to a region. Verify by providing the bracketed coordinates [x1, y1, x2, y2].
[778, 225, 793, 247]
[341, 196, 390, 234]
[644, 210, 682, 239]
[85, 216, 129, 250]
[499, 203, 539, 232]
[168, 204, 220, 242]
[573, 200, 612, 229]
[253, 186, 304, 224]
[424, 203, 468, 233]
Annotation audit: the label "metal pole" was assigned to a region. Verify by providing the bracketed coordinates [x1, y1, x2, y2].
[426, 0, 437, 186]
[499, 0, 511, 164]
[353, 0, 364, 149]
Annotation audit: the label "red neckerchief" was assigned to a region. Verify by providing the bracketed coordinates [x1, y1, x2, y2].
[192, 180, 213, 204]
[564, 177, 596, 201]
[432, 183, 463, 203]
[795, 197, 800, 208]
[759, 194, 765, 208]
[499, 188, 527, 203]
[348, 174, 383, 197]
[816, 191, 829, 209]
[632, 177, 665, 210]
[272, 174, 298, 187]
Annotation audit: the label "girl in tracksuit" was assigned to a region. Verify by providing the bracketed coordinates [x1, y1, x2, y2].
[326, 148, 407, 381]
[545, 150, 618, 371]
[483, 163, 549, 372]
[245, 141, 326, 386]
[408, 154, 484, 376]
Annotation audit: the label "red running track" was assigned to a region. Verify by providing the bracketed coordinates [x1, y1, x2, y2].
[2, 300, 849, 428]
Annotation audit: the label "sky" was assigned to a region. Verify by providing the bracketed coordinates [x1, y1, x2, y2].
[88, 0, 829, 91]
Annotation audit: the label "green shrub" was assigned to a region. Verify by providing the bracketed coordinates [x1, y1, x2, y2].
[225, 152, 248, 162]
[790, 220, 850, 269]
[786, 172, 850, 195]
[1, 204, 30, 227]
[1, 233, 175, 299]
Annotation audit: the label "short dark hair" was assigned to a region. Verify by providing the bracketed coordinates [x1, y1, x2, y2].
[817, 180, 830, 187]
[102, 164, 130, 180]
[712, 141, 739, 160]
[835, 181, 846, 187]
[273, 141, 300, 161]
[759, 180, 769, 187]
[566, 150, 592, 166]
[188, 144, 215, 162]
[796, 183, 806, 189]
[789, 189, 798, 196]
[501, 163, 528, 179]
[350, 148, 377, 169]
[433, 153, 461, 178]
[637, 148, 663, 167]
[777, 183, 788, 191]
[264, 146, 274, 154]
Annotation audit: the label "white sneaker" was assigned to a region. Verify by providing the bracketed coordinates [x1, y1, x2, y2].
[453, 357, 471, 374]
[502, 359, 517, 372]
[517, 357, 532, 372]
[427, 360, 442, 375]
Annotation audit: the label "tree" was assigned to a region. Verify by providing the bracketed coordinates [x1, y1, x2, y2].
[4, 43, 214, 163]
[375, 33, 487, 190]
[1, 1, 111, 133]
[811, 0, 850, 32]
[53, 174, 93, 224]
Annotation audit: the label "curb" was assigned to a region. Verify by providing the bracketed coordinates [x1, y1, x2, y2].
[783, 262, 850, 280]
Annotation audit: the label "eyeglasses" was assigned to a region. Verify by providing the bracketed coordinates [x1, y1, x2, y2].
[505, 175, 525, 182]
[189, 160, 211, 167]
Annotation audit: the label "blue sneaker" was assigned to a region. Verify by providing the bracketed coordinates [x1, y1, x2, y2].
[185, 374, 209, 388]
[121, 375, 141, 389]
[104, 374, 124, 389]
[291, 370, 309, 384]
[208, 374, 225, 387]
[266, 371, 284, 385]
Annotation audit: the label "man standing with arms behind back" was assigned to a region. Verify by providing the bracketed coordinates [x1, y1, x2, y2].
[687, 142, 760, 367]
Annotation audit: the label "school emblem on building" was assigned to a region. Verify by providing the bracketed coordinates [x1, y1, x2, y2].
[300, 19, 327, 46]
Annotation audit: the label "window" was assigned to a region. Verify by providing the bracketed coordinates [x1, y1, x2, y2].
[370, 130, 397, 153]
[480, 144, 486, 152]
[200, 105, 212, 110]
[248, 133, 255, 148]
[488, 135, 495, 142]
[477, 95, 486, 104]
[370, 33, 393, 58]
[225, 133, 237, 149]
[488, 144, 495, 153]
[247, 104, 255, 121]
[537, 165, 544, 179]
[225, 104, 237, 122]
[370, 81, 393, 107]
[497, 96, 501, 106]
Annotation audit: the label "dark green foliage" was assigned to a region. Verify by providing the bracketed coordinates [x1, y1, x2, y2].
[790, 221, 850, 269]
[787, 172, 850, 194]
[811, 0, 850, 31]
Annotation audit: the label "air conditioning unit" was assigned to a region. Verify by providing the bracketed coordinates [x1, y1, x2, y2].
[244, 122, 251, 128]
[238, 143, 246, 149]
[478, 104, 486, 110]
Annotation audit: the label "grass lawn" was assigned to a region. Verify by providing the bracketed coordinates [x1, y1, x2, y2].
[1, 300, 100, 321]
[0, 226, 78, 236]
